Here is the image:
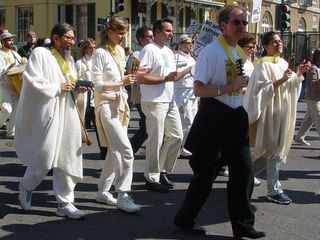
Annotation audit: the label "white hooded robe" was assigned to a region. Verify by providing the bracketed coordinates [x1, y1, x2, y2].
[15, 47, 83, 179]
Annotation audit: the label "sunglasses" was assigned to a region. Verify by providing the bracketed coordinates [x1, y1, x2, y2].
[229, 19, 249, 26]
[244, 45, 255, 49]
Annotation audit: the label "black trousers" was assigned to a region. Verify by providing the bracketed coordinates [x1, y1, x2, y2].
[175, 98, 255, 235]
[130, 103, 148, 154]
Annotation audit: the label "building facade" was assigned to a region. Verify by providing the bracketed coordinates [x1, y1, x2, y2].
[0, 0, 319, 53]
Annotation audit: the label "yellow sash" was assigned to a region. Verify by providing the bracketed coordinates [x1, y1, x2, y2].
[0, 50, 13, 64]
[217, 35, 246, 96]
[253, 56, 280, 65]
[217, 35, 246, 64]
[50, 47, 75, 84]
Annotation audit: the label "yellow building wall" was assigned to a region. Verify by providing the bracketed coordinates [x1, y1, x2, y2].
[33, 3, 59, 37]
[3, 0, 64, 38]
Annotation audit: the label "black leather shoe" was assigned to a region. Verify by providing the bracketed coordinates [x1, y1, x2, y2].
[234, 228, 266, 239]
[145, 181, 170, 193]
[160, 173, 174, 189]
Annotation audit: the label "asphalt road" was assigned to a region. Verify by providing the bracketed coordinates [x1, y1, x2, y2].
[0, 101, 319, 240]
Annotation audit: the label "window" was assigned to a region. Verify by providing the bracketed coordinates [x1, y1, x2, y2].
[0, 8, 5, 27]
[17, 6, 33, 43]
[312, 15, 317, 31]
[76, 4, 95, 41]
[297, 18, 306, 32]
[261, 12, 272, 33]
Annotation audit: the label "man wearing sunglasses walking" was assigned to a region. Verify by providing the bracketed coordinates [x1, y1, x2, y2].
[174, 4, 265, 239]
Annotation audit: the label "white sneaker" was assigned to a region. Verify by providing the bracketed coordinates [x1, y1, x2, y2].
[219, 169, 229, 177]
[18, 182, 32, 210]
[254, 177, 261, 186]
[96, 191, 117, 206]
[117, 194, 141, 213]
[180, 148, 192, 157]
[294, 136, 310, 146]
[56, 203, 85, 219]
[136, 148, 146, 156]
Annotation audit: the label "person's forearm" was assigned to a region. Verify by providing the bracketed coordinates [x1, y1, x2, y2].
[138, 74, 166, 85]
[273, 77, 287, 88]
[194, 81, 234, 98]
[176, 67, 191, 80]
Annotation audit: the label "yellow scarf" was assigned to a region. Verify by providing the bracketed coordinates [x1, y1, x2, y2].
[50, 47, 75, 84]
[217, 35, 246, 96]
[106, 44, 124, 78]
[253, 56, 280, 65]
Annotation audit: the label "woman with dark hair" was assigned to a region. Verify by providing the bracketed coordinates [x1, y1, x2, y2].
[243, 31, 310, 205]
[92, 16, 140, 212]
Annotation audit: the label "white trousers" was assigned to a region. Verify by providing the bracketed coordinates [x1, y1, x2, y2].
[266, 153, 283, 196]
[306, 100, 320, 136]
[98, 103, 134, 193]
[179, 98, 198, 154]
[21, 167, 77, 203]
[296, 109, 313, 139]
[141, 102, 183, 183]
[0, 90, 18, 136]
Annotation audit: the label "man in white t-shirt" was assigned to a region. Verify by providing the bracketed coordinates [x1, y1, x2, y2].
[174, 4, 265, 239]
[138, 19, 188, 193]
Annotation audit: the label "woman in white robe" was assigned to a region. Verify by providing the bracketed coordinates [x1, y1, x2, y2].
[243, 31, 310, 205]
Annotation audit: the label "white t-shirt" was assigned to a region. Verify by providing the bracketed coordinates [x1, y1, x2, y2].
[194, 41, 243, 109]
[139, 42, 175, 102]
[92, 46, 126, 92]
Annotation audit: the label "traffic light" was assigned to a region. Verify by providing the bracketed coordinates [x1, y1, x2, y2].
[115, 0, 124, 13]
[281, 3, 291, 30]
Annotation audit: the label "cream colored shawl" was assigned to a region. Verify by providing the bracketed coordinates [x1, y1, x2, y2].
[94, 90, 129, 147]
[243, 58, 301, 162]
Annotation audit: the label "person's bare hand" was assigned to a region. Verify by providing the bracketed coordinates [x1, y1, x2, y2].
[282, 68, 293, 82]
[298, 59, 311, 75]
[21, 57, 28, 64]
[61, 82, 75, 92]
[77, 86, 91, 93]
[165, 71, 179, 82]
[232, 75, 249, 91]
[123, 74, 136, 86]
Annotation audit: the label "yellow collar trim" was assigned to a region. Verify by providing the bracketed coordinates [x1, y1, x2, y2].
[253, 56, 280, 65]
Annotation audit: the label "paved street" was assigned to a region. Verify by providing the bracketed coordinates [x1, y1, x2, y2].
[0, 101, 319, 240]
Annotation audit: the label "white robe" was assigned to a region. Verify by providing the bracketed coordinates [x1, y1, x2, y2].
[15, 47, 83, 179]
[243, 58, 301, 162]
